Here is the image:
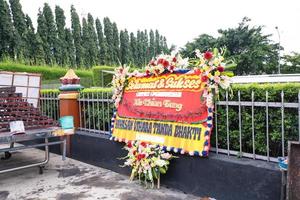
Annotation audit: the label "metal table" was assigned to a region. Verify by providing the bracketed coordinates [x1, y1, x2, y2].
[0, 127, 68, 174]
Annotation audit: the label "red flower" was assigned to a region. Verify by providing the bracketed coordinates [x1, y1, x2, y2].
[145, 69, 150, 75]
[217, 66, 224, 72]
[162, 60, 169, 68]
[133, 150, 137, 155]
[204, 51, 213, 60]
[201, 75, 208, 82]
[169, 65, 175, 71]
[127, 141, 132, 148]
[140, 141, 147, 147]
[157, 58, 164, 64]
[172, 57, 177, 62]
[137, 153, 146, 161]
[194, 68, 201, 75]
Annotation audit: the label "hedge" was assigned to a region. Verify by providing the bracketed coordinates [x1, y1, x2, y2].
[213, 83, 300, 158]
[41, 83, 300, 158]
[0, 62, 93, 80]
[92, 66, 115, 87]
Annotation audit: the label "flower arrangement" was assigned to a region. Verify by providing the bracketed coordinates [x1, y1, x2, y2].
[190, 49, 234, 107]
[111, 65, 130, 108]
[145, 52, 189, 76]
[122, 140, 175, 188]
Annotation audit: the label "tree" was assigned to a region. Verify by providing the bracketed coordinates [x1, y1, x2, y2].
[181, 34, 217, 58]
[112, 22, 120, 65]
[149, 29, 155, 59]
[95, 18, 106, 65]
[0, 0, 15, 59]
[64, 28, 75, 67]
[181, 17, 279, 75]
[42, 3, 56, 65]
[24, 14, 37, 64]
[103, 17, 113, 65]
[154, 30, 161, 55]
[71, 5, 83, 67]
[87, 13, 98, 66]
[120, 29, 130, 65]
[217, 17, 278, 74]
[9, 0, 27, 61]
[55, 5, 68, 66]
[282, 52, 300, 73]
[37, 9, 49, 63]
[33, 33, 45, 65]
[81, 14, 98, 67]
[130, 32, 137, 66]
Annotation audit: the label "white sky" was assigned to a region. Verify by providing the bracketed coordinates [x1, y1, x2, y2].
[20, 0, 300, 54]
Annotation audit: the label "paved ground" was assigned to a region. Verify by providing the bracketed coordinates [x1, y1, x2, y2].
[0, 147, 201, 200]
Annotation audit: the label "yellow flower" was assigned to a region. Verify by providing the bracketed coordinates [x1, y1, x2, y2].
[207, 73, 212, 78]
[215, 71, 220, 76]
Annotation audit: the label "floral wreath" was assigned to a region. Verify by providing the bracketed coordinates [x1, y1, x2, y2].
[111, 49, 234, 156]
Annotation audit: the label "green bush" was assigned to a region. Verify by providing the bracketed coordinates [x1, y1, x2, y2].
[92, 66, 115, 87]
[212, 83, 300, 158]
[0, 62, 93, 81]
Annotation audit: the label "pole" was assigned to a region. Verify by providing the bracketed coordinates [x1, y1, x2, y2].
[275, 26, 281, 74]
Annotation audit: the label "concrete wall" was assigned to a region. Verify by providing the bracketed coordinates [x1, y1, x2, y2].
[69, 133, 282, 200]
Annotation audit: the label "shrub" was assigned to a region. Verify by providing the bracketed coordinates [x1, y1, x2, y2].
[92, 66, 115, 87]
[0, 62, 93, 81]
[212, 83, 300, 158]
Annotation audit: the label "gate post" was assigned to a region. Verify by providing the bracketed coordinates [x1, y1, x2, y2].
[58, 69, 83, 156]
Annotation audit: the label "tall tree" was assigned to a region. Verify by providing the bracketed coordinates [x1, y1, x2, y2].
[42, 3, 56, 65]
[87, 13, 98, 66]
[154, 30, 161, 55]
[64, 28, 75, 67]
[0, 0, 15, 59]
[149, 29, 155, 59]
[37, 9, 49, 64]
[112, 22, 120, 65]
[71, 5, 83, 67]
[9, 0, 27, 61]
[103, 17, 113, 65]
[55, 5, 67, 66]
[130, 32, 137, 66]
[33, 33, 45, 65]
[24, 14, 36, 64]
[95, 18, 106, 65]
[120, 29, 130, 65]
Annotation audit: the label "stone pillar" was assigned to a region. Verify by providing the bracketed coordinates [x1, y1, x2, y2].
[58, 69, 83, 156]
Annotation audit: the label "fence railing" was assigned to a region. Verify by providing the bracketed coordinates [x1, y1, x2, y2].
[39, 91, 60, 121]
[39, 89, 300, 162]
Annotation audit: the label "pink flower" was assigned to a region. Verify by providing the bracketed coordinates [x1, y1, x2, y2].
[214, 76, 221, 83]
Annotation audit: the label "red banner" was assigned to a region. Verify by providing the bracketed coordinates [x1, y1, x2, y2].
[117, 73, 208, 123]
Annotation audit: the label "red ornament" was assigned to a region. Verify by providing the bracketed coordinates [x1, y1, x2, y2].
[217, 66, 224, 72]
[204, 51, 213, 60]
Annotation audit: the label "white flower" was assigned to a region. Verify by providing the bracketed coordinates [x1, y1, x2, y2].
[195, 49, 201, 58]
[161, 153, 172, 160]
[154, 159, 167, 167]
